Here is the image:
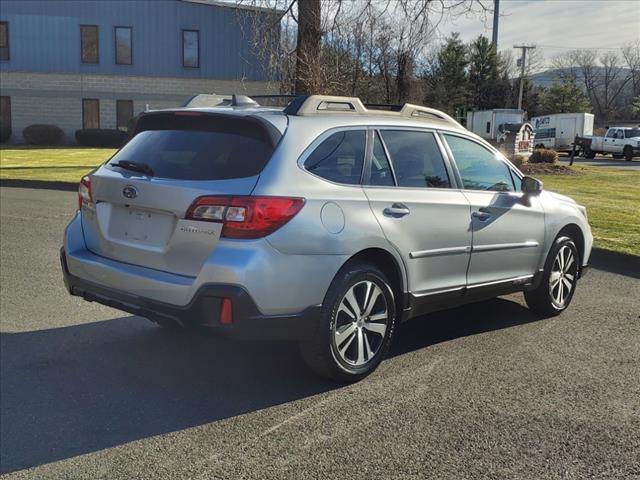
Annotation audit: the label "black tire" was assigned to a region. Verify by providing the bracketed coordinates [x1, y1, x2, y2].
[525, 236, 580, 316]
[624, 146, 634, 162]
[300, 261, 397, 382]
[583, 146, 596, 159]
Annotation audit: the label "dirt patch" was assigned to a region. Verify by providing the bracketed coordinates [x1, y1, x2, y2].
[520, 163, 581, 176]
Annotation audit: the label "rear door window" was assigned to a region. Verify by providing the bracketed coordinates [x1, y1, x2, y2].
[109, 113, 275, 180]
[380, 130, 450, 188]
[304, 130, 365, 185]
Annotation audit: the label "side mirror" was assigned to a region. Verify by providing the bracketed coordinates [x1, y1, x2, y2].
[521, 176, 543, 195]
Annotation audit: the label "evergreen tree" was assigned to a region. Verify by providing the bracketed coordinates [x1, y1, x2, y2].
[468, 35, 503, 109]
[424, 33, 469, 115]
[539, 78, 592, 114]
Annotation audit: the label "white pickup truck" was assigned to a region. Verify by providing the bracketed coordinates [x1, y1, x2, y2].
[583, 127, 640, 161]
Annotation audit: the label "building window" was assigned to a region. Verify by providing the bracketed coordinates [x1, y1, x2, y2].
[82, 99, 100, 129]
[115, 26, 132, 65]
[80, 25, 99, 64]
[0, 96, 11, 130]
[0, 22, 9, 61]
[182, 29, 199, 68]
[116, 100, 134, 131]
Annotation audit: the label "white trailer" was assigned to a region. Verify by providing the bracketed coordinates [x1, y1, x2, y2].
[531, 113, 594, 153]
[466, 109, 525, 141]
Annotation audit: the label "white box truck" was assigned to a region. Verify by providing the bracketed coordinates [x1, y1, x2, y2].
[466, 109, 525, 141]
[531, 113, 594, 153]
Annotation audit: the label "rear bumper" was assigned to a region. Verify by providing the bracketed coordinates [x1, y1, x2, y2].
[61, 248, 320, 340]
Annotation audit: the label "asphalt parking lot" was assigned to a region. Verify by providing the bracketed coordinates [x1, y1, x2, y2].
[1, 187, 639, 479]
[557, 154, 640, 170]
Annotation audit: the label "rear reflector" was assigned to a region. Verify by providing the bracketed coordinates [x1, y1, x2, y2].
[185, 196, 305, 239]
[220, 298, 233, 325]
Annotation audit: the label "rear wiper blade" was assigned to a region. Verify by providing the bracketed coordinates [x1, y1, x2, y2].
[110, 160, 154, 176]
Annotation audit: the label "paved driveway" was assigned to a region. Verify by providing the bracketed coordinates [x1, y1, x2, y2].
[557, 154, 640, 170]
[1, 187, 639, 479]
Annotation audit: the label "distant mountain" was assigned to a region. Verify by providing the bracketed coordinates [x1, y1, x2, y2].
[528, 67, 633, 88]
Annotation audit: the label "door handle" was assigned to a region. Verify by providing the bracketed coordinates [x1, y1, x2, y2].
[472, 210, 492, 221]
[383, 203, 410, 218]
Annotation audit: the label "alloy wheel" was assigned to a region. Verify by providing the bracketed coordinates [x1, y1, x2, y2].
[549, 245, 577, 309]
[333, 280, 389, 366]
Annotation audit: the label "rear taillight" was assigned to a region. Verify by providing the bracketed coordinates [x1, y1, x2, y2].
[185, 196, 305, 239]
[78, 175, 93, 210]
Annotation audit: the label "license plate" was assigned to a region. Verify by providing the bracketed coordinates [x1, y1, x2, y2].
[126, 209, 148, 241]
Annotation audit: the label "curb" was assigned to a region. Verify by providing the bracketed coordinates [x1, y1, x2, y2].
[0, 179, 78, 191]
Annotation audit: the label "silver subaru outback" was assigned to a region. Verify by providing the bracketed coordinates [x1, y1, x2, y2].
[62, 94, 593, 382]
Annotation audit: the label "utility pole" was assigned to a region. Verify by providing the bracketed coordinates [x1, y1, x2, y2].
[514, 45, 536, 110]
[492, 0, 500, 47]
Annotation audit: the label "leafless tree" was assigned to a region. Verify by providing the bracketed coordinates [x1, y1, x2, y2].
[235, 0, 492, 100]
[552, 49, 633, 120]
[622, 40, 640, 98]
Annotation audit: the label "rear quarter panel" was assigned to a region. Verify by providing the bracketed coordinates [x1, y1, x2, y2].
[252, 119, 409, 292]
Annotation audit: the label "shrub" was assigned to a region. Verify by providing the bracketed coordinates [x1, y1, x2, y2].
[529, 148, 558, 164]
[23, 124, 64, 146]
[0, 122, 11, 143]
[508, 154, 526, 168]
[75, 128, 127, 148]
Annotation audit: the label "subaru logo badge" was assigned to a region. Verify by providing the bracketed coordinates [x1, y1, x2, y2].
[122, 185, 138, 199]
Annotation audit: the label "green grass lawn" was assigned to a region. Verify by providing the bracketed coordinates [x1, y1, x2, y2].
[0, 147, 116, 182]
[1, 147, 638, 255]
[537, 166, 639, 256]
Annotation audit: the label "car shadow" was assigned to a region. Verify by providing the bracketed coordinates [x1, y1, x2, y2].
[389, 297, 539, 357]
[589, 248, 640, 280]
[0, 296, 543, 474]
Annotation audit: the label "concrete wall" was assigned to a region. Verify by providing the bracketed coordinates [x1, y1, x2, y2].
[0, 71, 277, 144]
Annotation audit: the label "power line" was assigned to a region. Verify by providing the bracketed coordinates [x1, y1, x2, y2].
[536, 44, 622, 51]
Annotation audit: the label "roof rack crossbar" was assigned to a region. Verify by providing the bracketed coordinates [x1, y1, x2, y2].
[363, 103, 403, 112]
[285, 95, 462, 128]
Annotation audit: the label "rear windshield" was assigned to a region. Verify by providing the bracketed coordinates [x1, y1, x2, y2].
[108, 113, 276, 180]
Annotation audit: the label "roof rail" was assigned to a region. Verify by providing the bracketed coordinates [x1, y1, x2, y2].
[399, 104, 462, 127]
[284, 95, 462, 128]
[183, 93, 297, 109]
[284, 95, 367, 115]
